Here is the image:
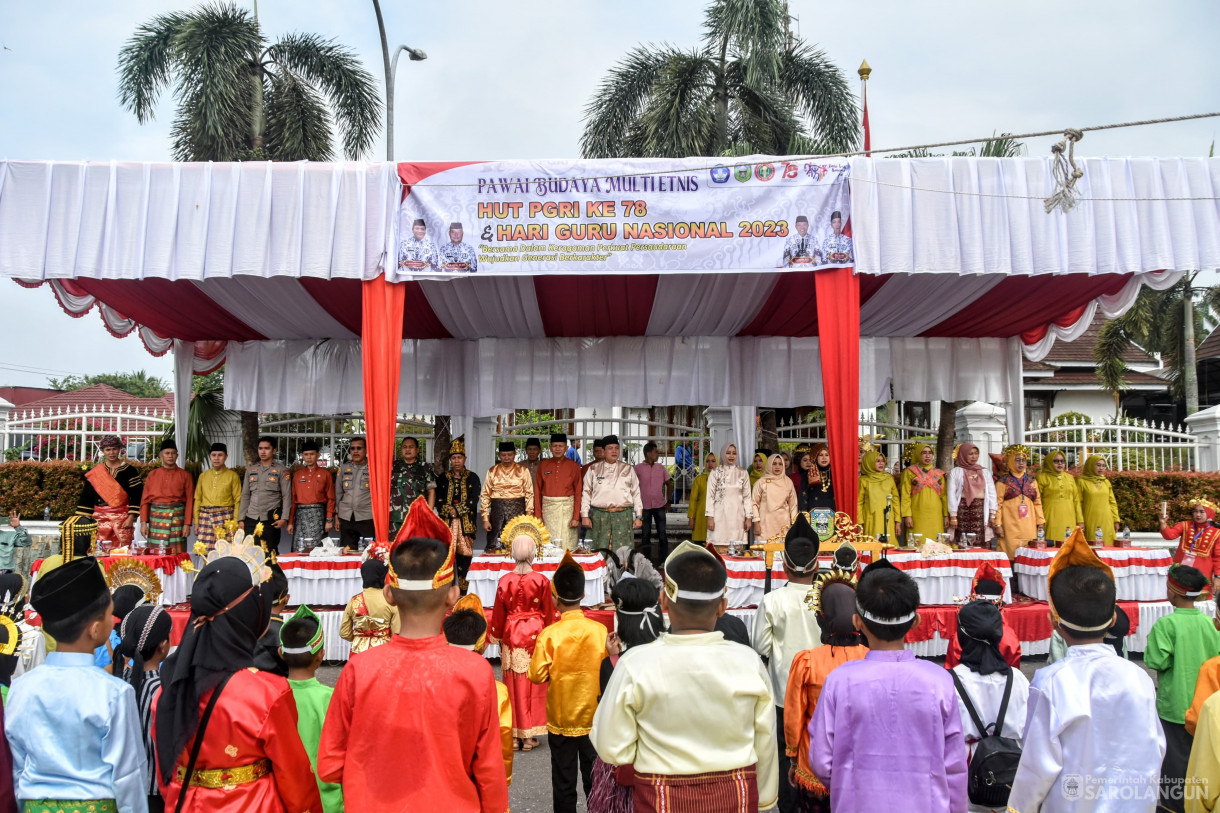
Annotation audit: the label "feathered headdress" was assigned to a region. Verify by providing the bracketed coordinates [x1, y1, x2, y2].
[104, 559, 164, 606]
[206, 528, 273, 586]
[501, 514, 549, 560]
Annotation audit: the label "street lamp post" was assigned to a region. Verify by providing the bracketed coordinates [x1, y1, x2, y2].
[372, 0, 426, 161]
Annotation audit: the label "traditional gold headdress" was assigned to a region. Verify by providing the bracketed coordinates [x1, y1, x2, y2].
[206, 528, 273, 586]
[1003, 444, 1031, 459]
[905, 439, 935, 467]
[1189, 498, 1220, 515]
[804, 567, 859, 613]
[501, 514, 549, 560]
[104, 559, 164, 606]
[450, 435, 467, 456]
[58, 515, 98, 563]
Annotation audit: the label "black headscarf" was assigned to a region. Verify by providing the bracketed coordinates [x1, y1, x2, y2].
[111, 585, 146, 633]
[817, 581, 863, 647]
[956, 600, 1008, 675]
[361, 559, 388, 590]
[154, 558, 273, 783]
[113, 604, 172, 698]
[1104, 605, 1131, 657]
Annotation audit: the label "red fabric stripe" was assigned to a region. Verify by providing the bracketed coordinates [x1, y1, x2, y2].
[922, 273, 1131, 338]
[535, 275, 658, 336]
[398, 161, 482, 192]
[815, 267, 860, 519]
[72, 279, 265, 341]
[362, 275, 405, 543]
[737, 272, 887, 337]
[299, 278, 452, 340]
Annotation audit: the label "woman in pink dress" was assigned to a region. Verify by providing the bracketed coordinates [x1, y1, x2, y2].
[489, 532, 558, 752]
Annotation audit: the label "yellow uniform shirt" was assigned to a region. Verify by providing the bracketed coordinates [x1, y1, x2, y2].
[528, 610, 608, 736]
[193, 467, 243, 525]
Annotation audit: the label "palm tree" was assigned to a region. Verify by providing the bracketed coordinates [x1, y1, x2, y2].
[117, 1, 381, 162]
[160, 371, 235, 463]
[1094, 276, 1220, 415]
[581, 0, 859, 158]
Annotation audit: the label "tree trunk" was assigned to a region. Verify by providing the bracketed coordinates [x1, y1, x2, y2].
[241, 410, 260, 466]
[432, 415, 452, 472]
[1185, 285, 1200, 415]
[759, 409, 778, 454]
[935, 400, 965, 470]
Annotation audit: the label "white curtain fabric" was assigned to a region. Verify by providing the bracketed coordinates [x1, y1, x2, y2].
[0, 160, 400, 281]
[849, 156, 1220, 277]
[192, 276, 358, 340]
[223, 335, 1007, 416]
[646, 273, 780, 336]
[173, 340, 194, 453]
[419, 277, 545, 339]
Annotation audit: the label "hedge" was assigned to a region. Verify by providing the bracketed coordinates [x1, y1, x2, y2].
[1109, 471, 1220, 531]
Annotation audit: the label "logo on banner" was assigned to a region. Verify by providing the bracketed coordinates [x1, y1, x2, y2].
[733, 164, 753, 183]
[709, 164, 731, 184]
[755, 163, 775, 181]
[781, 162, 800, 181]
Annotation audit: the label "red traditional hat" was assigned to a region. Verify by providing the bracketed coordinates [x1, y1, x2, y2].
[970, 561, 1007, 601]
[385, 496, 455, 591]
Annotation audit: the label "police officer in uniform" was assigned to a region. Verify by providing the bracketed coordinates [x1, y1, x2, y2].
[335, 436, 374, 550]
[399, 217, 438, 271]
[437, 222, 478, 273]
[822, 210, 854, 264]
[782, 215, 821, 267]
[240, 435, 292, 554]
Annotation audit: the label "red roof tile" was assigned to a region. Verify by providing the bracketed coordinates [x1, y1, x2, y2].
[13, 384, 174, 418]
[1037, 315, 1158, 365]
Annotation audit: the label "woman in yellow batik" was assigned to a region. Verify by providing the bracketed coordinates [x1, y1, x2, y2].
[686, 451, 716, 544]
[752, 454, 799, 541]
[994, 444, 1044, 561]
[899, 441, 949, 542]
[858, 450, 900, 542]
[1078, 455, 1121, 544]
[1036, 449, 1083, 544]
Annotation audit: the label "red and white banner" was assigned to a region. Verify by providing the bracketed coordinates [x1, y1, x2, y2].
[394, 157, 851, 278]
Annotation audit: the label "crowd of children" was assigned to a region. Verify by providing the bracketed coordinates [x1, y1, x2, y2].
[11, 494, 1220, 813]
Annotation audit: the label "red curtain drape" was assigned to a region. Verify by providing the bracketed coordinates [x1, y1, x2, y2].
[362, 274, 405, 542]
[814, 267, 860, 519]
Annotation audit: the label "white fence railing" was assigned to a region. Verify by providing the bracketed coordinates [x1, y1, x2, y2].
[1024, 415, 1198, 472]
[2, 406, 172, 462]
[777, 416, 937, 468]
[256, 413, 436, 464]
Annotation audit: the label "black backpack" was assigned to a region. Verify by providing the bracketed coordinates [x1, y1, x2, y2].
[949, 668, 1022, 808]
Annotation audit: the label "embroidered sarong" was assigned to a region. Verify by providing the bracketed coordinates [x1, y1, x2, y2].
[542, 496, 578, 550]
[954, 497, 987, 548]
[24, 801, 117, 813]
[632, 766, 758, 813]
[294, 503, 327, 545]
[93, 505, 133, 547]
[489, 498, 527, 549]
[195, 505, 233, 546]
[148, 502, 186, 547]
[590, 507, 633, 551]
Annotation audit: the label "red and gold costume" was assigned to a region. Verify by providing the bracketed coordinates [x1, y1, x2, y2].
[77, 461, 142, 547]
[155, 667, 323, 813]
[1163, 499, 1220, 583]
[318, 634, 509, 813]
[945, 561, 1021, 670]
[339, 587, 400, 655]
[490, 571, 558, 738]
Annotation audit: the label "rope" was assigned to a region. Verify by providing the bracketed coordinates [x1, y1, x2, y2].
[405, 111, 1220, 190]
[1044, 129, 1085, 213]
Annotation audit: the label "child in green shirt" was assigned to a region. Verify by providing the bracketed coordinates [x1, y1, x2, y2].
[1145, 564, 1220, 813]
[280, 605, 344, 813]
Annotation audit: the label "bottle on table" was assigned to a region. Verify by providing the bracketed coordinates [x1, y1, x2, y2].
[1036, 526, 1046, 548]
[1094, 526, 1104, 547]
[1121, 525, 1131, 548]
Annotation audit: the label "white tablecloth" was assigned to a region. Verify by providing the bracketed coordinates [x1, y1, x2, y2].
[33, 553, 196, 606]
[277, 553, 364, 606]
[468, 553, 606, 609]
[1014, 547, 1172, 602]
[724, 549, 1013, 608]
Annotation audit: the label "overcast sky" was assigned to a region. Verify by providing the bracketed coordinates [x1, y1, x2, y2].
[1, 0, 1218, 390]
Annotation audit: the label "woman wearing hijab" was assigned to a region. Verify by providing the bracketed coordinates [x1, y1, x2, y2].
[948, 601, 1031, 812]
[1078, 455, 1121, 544]
[705, 443, 754, 545]
[154, 549, 322, 813]
[1036, 450, 1083, 543]
[115, 604, 173, 813]
[588, 578, 662, 813]
[753, 454, 799, 542]
[948, 443, 998, 547]
[994, 445, 1044, 562]
[900, 441, 949, 541]
[803, 445, 836, 514]
[489, 530, 560, 752]
[784, 573, 868, 813]
[857, 450, 899, 541]
[686, 451, 716, 544]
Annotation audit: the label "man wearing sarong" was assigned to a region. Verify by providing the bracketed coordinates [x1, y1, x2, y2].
[241, 435, 292, 555]
[76, 434, 142, 548]
[334, 436, 373, 550]
[287, 440, 335, 546]
[193, 442, 242, 547]
[581, 435, 643, 551]
[140, 439, 194, 553]
[535, 433, 583, 551]
[481, 442, 534, 547]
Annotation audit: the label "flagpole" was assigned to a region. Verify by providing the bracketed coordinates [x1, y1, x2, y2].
[858, 59, 872, 157]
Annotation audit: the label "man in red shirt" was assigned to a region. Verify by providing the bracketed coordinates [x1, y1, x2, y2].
[140, 439, 193, 553]
[287, 441, 335, 547]
[535, 433, 584, 551]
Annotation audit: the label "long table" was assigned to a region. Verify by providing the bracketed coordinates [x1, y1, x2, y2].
[1013, 547, 1172, 602]
[276, 553, 364, 606]
[32, 553, 195, 606]
[724, 548, 1013, 608]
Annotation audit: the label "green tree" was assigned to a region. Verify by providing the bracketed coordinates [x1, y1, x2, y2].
[160, 370, 234, 463]
[581, 0, 858, 158]
[117, 1, 381, 162]
[49, 370, 169, 399]
[1094, 276, 1220, 415]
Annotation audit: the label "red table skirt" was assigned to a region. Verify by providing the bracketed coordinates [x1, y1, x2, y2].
[905, 599, 1142, 644]
[32, 552, 192, 576]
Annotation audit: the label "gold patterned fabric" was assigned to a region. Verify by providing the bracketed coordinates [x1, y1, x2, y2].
[527, 610, 608, 736]
[175, 757, 272, 788]
[23, 802, 116, 813]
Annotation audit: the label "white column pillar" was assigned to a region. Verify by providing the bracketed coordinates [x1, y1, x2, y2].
[704, 407, 734, 457]
[0, 397, 11, 458]
[1185, 405, 1220, 472]
[956, 402, 1008, 461]
[1006, 336, 1026, 444]
[470, 416, 497, 549]
[173, 340, 195, 456]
